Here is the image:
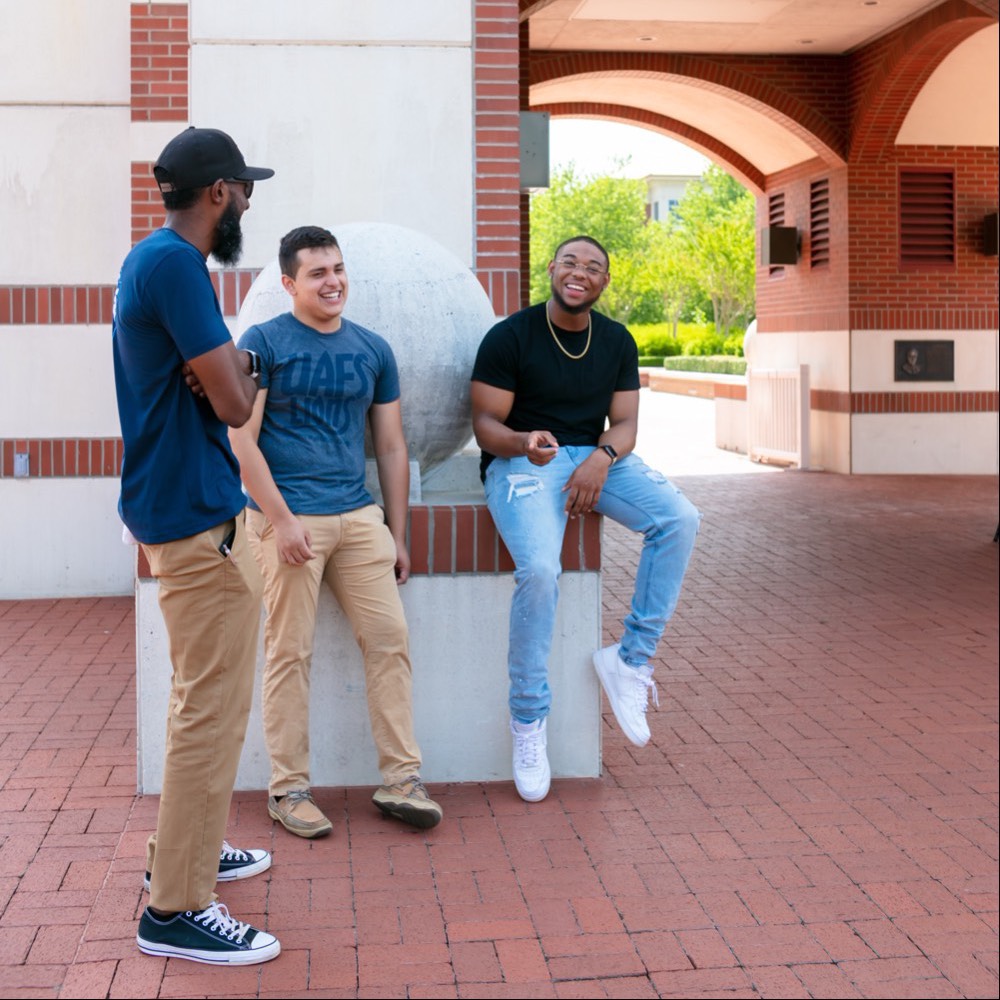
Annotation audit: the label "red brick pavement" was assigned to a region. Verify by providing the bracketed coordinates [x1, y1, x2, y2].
[0, 473, 997, 998]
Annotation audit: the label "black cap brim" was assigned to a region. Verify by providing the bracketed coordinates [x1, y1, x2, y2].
[233, 165, 275, 181]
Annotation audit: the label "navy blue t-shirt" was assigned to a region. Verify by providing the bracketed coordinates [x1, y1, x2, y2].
[113, 229, 246, 544]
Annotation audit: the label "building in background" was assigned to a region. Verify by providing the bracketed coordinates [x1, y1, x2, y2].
[644, 174, 701, 222]
[1, 1, 996, 598]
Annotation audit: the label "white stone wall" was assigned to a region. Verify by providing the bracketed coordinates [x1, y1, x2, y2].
[746, 328, 853, 474]
[0, 479, 134, 598]
[0, 327, 120, 437]
[0, 3, 130, 599]
[0, 0, 479, 599]
[850, 328, 1000, 475]
[137, 571, 603, 791]
[188, 1, 474, 268]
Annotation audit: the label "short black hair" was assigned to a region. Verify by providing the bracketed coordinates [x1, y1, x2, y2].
[160, 186, 204, 211]
[553, 235, 610, 270]
[279, 226, 340, 278]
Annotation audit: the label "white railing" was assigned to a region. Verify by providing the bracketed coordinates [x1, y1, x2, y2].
[747, 364, 810, 468]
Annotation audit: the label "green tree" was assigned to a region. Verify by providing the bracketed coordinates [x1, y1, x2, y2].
[669, 166, 756, 335]
[646, 223, 698, 338]
[529, 164, 665, 323]
[528, 161, 755, 334]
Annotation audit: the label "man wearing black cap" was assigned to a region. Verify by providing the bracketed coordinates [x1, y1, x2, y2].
[113, 127, 280, 965]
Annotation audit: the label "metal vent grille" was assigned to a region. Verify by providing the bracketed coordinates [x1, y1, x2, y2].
[810, 179, 830, 268]
[768, 192, 785, 276]
[900, 170, 955, 266]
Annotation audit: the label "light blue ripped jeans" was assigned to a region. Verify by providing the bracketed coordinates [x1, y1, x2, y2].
[484, 447, 700, 723]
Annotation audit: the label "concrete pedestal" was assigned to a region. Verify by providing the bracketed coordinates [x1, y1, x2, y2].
[135, 502, 603, 793]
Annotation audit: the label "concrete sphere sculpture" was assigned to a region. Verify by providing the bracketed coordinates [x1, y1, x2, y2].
[237, 222, 497, 475]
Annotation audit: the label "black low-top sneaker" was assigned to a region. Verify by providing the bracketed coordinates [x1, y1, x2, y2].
[217, 840, 271, 881]
[143, 840, 271, 891]
[136, 901, 280, 965]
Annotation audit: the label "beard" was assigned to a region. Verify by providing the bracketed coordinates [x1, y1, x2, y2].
[210, 202, 244, 266]
[550, 281, 599, 316]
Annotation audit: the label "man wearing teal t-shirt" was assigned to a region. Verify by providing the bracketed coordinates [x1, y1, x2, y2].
[231, 226, 442, 839]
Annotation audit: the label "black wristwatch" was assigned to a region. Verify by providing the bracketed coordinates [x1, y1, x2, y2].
[600, 444, 618, 466]
[243, 350, 262, 382]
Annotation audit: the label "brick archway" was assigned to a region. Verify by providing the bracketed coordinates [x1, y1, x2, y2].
[529, 51, 848, 170]
[532, 100, 765, 193]
[850, 0, 995, 159]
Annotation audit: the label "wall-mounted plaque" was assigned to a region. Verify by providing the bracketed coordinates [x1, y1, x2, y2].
[894, 340, 954, 382]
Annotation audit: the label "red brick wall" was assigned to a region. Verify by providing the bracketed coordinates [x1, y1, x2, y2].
[131, 162, 167, 245]
[0, 271, 261, 328]
[130, 2, 189, 122]
[755, 147, 998, 334]
[848, 147, 998, 330]
[519, 20, 531, 309]
[535, 101, 765, 194]
[842, 0, 998, 330]
[756, 163, 850, 332]
[474, 0, 522, 316]
[529, 51, 848, 166]
[0, 286, 114, 325]
[1, 439, 123, 479]
[848, 1, 991, 160]
[525, 4, 997, 339]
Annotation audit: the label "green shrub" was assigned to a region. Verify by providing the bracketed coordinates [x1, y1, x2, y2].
[721, 331, 745, 357]
[662, 355, 747, 375]
[680, 329, 725, 356]
[630, 322, 712, 358]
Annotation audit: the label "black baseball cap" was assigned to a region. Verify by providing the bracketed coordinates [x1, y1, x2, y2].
[154, 126, 274, 193]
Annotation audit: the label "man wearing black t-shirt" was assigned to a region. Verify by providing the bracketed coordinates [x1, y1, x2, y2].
[471, 235, 700, 802]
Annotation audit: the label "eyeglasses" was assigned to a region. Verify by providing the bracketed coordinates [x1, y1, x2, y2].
[553, 256, 606, 277]
[224, 178, 254, 199]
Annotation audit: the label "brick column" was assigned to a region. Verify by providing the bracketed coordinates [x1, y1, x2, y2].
[474, 1, 522, 316]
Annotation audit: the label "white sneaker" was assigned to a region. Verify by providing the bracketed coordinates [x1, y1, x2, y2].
[510, 717, 551, 802]
[593, 644, 659, 747]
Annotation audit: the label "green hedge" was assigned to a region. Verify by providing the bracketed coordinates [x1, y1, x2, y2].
[662, 356, 747, 375]
[631, 322, 745, 358]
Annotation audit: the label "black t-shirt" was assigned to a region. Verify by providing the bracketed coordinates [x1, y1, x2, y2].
[471, 302, 640, 478]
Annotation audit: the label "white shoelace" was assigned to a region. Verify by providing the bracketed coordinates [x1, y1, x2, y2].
[635, 671, 659, 712]
[219, 840, 249, 862]
[193, 900, 250, 943]
[514, 729, 545, 769]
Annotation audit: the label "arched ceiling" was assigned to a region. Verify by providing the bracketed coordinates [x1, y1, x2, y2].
[531, 76, 818, 177]
[896, 23, 999, 144]
[523, 0, 992, 54]
[524, 1, 999, 177]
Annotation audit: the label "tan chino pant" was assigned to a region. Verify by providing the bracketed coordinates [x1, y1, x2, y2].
[142, 511, 263, 913]
[247, 505, 422, 795]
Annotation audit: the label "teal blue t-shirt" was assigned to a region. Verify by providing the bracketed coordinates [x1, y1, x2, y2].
[237, 313, 400, 515]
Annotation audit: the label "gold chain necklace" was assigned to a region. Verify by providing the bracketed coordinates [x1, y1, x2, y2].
[545, 303, 592, 360]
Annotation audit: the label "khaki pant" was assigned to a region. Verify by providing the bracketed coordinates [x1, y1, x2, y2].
[247, 505, 421, 795]
[142, 511, 263, 912]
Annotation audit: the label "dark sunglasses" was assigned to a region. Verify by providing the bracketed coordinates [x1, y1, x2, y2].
[224, 178, 254, 199]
